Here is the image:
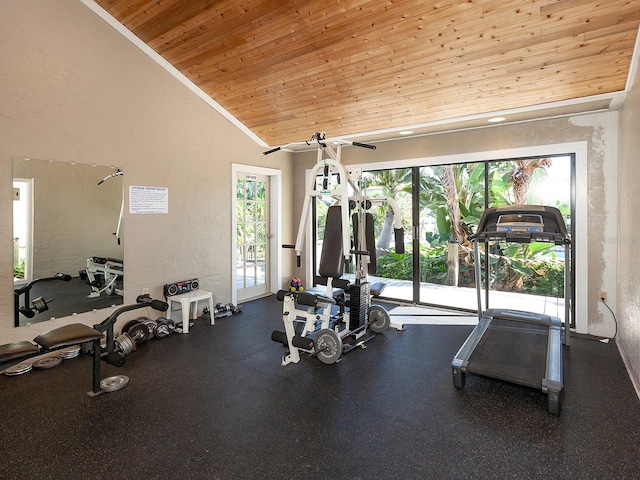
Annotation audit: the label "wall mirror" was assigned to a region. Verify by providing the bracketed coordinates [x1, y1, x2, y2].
[13, 157, 124, 327]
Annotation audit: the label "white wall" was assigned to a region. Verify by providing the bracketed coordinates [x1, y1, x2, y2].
[618, 50, 640, 393]
[0, 0, 294, 342]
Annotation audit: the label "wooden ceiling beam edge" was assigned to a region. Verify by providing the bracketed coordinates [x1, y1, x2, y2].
[266, 92, 620, 148]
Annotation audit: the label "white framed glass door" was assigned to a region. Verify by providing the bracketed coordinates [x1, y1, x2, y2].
[236, 173, 270, 301]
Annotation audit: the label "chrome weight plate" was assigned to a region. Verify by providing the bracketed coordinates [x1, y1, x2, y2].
[368, 305, 391, 333]
[128, 323, 149, 343]
[143, 320, 157, 340]
[33, 356, 63, 369]
[59, 345, 81, 359]
[315, 329, 343, 365]
[80, 341, 94, 354]
[154, 320, 171, 339]
[5, 361, 33, 376]
[100, 374, 130, 392]
[115, 332, 136, 356]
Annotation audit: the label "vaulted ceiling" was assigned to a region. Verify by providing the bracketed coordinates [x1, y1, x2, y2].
[93, 0, 640, 147]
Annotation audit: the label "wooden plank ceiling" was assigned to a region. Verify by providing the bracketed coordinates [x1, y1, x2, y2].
[94, 0, 640, 146]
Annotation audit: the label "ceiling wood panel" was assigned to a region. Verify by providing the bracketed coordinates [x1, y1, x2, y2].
[93, 0, 640, 145]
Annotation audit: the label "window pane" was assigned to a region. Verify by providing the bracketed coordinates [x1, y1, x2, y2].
[255, 201, 265, 222]
[246, 180, 256, 200]
[256, 181, 266, 200]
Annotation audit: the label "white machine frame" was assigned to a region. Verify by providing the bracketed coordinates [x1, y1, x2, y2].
[265, 133, 404, 366]
[86, 257, 123, 298]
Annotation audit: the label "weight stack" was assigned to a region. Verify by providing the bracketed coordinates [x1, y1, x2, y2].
[348, 282, 370, 331]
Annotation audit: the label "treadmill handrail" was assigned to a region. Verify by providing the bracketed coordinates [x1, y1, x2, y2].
[485, 308, 561, 328]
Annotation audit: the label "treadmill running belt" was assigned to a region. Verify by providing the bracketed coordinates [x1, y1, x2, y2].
[467, 318, 548, 389]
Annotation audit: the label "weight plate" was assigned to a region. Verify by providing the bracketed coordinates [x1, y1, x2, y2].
[80, 341, 94, 354]
[121, 319, 141, 334]
[115, 333, 136, 356]
[117, 338, 131, 356]
[315, 329, 342, 365]
[59, 345, 81, 359]
[114, 337, 125, 355]
[126, 332, 137, 352]
[128, 323, 149, 343]
[32, 296, 49, 313]
[143, 320, 157, 340]
[154, 321, 170, 339]
[33, 356, 63, 369]
[100, 374, 130, 392]
[368, 305, 391, 333]
[105, 279, 116, 295]
[5, 361, 33, 376]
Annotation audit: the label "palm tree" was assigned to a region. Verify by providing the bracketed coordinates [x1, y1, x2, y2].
[510, 158, 552, 205]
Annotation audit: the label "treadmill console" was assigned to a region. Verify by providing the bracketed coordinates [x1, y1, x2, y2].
[496, 214, 544, 233]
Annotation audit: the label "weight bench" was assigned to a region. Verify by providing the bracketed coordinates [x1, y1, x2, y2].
[1, 295, 168, 396]
[0, 323, 104, 377]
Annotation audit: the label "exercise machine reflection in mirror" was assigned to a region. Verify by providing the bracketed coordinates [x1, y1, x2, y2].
[84, 256, 123, 298]
[14, 273, 73, 325]
[81, 169, 124, 298]
[263, 132, 405, 366]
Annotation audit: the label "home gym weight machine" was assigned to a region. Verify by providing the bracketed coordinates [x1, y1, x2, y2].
[451, 205, 571, 414]
[264, 132, 405, 365]
[83, 256, 124, 298]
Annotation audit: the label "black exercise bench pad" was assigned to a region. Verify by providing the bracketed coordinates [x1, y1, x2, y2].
[34, 323, 104, 350]
[318, 206, 344, 279]
[0, 341, 40, 363]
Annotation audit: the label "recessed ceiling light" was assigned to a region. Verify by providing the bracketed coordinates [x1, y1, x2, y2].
[488, 117, 506, 123]
[399, 130, 414, 135]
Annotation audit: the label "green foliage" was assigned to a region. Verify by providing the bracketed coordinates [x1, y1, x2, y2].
[376, 247, 565, 297]
[14, 258, 25, 279]
[323, 158, 570, 299]
[376, 250, 413, 280]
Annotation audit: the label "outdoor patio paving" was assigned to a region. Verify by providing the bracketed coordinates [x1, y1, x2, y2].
[355, 275, 568, 322]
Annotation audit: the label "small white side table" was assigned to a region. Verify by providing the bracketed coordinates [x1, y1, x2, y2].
[166, 290, 214, 333]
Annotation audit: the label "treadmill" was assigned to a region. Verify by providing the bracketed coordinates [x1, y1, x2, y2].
[451, 205, 571, 415]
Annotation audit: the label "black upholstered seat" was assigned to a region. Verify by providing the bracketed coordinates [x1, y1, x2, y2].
[33, 323, 104, 350]
[0, 341, 40, 363]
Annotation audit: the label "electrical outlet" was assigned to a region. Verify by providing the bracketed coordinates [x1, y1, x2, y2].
[599, 291, 607, 302]
[142, 287, 149, 295]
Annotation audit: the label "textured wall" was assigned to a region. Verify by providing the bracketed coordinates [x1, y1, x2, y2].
[0, 0, 293, 342]
[13, 158, 123, 278]
[618, 58, 640, 393]
[292, 111, 619, 339]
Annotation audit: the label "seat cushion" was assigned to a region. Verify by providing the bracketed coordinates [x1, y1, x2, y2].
[0, 341, 39, 363]
[33, 323, 104, 350]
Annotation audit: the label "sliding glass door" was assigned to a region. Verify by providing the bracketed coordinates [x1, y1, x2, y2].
[414, 162, 486, 310]
[317, 154, 574, 322]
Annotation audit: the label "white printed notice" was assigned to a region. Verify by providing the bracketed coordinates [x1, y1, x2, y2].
[129, 185, 168, 214]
